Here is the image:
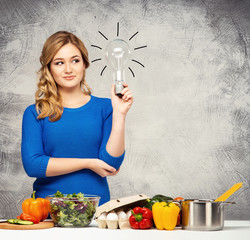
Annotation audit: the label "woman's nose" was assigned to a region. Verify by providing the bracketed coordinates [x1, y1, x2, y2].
[64, 62, 72, 73]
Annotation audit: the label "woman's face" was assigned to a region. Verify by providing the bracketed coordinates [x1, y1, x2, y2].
[50, 43, 85, 91]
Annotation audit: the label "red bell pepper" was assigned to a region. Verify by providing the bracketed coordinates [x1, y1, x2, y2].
[129, 207, 153, 229]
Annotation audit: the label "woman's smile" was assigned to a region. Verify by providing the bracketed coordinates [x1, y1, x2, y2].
[63, 75, 76, 80]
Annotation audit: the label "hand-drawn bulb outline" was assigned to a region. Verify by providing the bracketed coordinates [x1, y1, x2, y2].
[90, 22, 147, 78]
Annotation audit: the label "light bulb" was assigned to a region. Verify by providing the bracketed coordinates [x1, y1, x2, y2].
[105, 39, 131, 97]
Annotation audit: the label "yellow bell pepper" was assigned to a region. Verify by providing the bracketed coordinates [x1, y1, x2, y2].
[152, 201, 180, 230]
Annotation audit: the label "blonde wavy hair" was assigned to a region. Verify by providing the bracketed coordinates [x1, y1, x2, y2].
[35, 31, 92, 122]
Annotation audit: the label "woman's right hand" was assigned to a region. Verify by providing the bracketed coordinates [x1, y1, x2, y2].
[89, 159, 119, 177]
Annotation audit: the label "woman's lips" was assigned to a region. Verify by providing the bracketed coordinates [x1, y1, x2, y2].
[63, 75, 75, 80]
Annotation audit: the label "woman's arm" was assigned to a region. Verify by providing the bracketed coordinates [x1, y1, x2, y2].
[46, 157, 118, 177]
[106, 83, 133, 157]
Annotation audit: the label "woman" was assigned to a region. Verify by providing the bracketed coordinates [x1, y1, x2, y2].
[21, 31, 133, 205]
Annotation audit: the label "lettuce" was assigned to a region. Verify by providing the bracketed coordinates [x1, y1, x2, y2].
[50, 191, 98, 227]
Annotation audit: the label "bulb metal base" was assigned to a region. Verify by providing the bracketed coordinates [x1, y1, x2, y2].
[115, 83, 124, 97]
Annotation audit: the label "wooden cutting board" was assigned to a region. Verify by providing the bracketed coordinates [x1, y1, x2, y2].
[0, 220, 54, 230]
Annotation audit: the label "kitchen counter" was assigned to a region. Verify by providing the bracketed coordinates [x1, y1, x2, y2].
[1, 220, 249, 240]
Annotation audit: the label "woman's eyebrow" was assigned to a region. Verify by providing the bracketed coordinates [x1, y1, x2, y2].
[71, 55, 80, 59]
[53, 55, 80, 61]
[53, 57, 64, 61]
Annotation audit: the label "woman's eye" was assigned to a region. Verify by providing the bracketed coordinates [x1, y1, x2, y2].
[72, 59, 80, 63]
[55, 61, 63, 65]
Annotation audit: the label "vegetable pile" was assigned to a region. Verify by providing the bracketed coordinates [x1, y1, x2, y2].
[96, 194, 184, 231]
[49, 191, 99, 227]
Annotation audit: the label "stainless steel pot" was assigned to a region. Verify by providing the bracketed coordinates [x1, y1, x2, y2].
[181, 199, 235, 231]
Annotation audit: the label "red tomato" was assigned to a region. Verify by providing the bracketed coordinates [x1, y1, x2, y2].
[19, 213, 40, 224]
[173, 197, 184, 201]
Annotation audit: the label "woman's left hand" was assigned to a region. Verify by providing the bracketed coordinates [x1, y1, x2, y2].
[111, 83, 133, 116]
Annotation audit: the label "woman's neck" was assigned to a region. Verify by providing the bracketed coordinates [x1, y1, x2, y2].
[59, 86, 90, 108]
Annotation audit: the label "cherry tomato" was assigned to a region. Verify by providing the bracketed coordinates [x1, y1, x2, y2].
[173, 197, 184, 201]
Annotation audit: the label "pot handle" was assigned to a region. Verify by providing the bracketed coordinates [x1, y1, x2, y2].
[218, 202, 236, 213]
[220, 201, 236, 205]
[219, 201, 236, 209]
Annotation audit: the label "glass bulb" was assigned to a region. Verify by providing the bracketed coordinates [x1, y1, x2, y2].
[105, 39, 130, 96]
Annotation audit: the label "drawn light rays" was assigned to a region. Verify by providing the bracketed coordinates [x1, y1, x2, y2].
[91, 22, 147, 77]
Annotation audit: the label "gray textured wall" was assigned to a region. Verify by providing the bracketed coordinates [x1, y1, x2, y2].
[0, 0, 249, 220]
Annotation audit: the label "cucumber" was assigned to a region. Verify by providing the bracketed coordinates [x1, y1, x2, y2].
[144, 194, 173, 210]
[152, 194, 173, 202]
[8, 219, 34, 225]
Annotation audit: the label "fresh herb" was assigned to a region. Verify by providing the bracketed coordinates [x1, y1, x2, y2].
[49, 191, 98, 227]
[54, 190, 64, 198]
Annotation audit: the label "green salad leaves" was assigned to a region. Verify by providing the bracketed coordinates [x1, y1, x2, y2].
[49, 191, 98, 227]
